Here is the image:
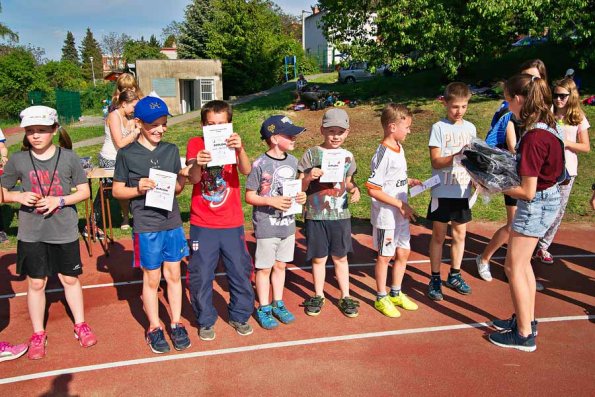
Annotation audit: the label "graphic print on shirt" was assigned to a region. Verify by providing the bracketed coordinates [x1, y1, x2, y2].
[29, 170, 64, 197]
[259, 164, 296, 226]
[201, 165, 231, 207]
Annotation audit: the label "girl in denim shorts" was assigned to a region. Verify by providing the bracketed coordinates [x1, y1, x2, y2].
[488, 74, 564, 352]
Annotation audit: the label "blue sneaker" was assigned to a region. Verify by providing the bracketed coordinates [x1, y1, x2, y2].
[170, 323, 191, 351]
[146, 328, 170, 354]
[488, 326, 536, 352]
[256, 305, 279, 330]
[272, 300, 295, 324]
[427, 278, 443, 301]
[445, 272, 472, 295]
[492, 314, 538, 336]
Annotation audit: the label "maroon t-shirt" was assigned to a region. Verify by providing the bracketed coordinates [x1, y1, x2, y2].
[517, 128, 564, 191]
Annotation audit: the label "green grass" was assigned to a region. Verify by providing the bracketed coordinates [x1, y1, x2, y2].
[1, 47, 594, 248]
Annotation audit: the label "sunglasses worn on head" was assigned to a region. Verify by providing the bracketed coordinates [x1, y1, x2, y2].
[553, 93, 569, 100]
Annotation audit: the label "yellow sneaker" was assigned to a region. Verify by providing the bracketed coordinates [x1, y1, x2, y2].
[374, 296, 401, 318]
[389, 292, 418, 311]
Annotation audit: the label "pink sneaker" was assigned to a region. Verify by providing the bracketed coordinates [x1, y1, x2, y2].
[28, 331, 47, 360]
[536, 249, 554, 265]
[74, 322, 97, 348]
[0, 341, 28, 362]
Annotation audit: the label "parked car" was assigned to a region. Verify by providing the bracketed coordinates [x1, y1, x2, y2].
[511, 36, 548, 47]
[338, 61, 390, 83]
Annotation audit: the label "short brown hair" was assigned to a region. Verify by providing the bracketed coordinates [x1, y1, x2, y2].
[444, 82, 471, 102]
[201, 100, 232, 124]
[380, 103, 412, 129]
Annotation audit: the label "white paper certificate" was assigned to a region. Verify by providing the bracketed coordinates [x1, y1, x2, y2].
[282, 180, 302, 216]
[319, 149, 345, 183]
[145, 168, 177, 211]
[409, 174, 441, 198]
[203, 123, 237, 167]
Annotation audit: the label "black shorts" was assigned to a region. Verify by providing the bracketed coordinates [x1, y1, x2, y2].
[504, 194, 517, 207]
[426, 198, 472, 224]
[17, 240, 83, 279]
[305, 219, 352, 260]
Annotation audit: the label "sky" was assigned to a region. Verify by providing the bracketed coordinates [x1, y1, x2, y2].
[2, 0, 316, 61]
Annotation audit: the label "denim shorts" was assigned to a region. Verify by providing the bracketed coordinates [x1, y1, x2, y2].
[512, 185, 561, 238]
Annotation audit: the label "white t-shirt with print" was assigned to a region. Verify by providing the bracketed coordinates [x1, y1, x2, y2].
[559, 116, 590, 176]
[428, 118, 476, 198]
[367, 143, 409, 229]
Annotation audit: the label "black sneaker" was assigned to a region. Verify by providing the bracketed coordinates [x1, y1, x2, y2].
[301, 295, 325, 316]
[338, 296, 360, 318]
[199, 326, 216, 341]
[492, 314, 538, 336]
[488, 327, 536, 352]
[229, 321, 253, 336]
[170, 324, 191, 351]
[146, 328, 170, 354]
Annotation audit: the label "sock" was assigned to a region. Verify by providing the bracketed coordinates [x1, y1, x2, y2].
[171, 323, 178, 329]
[377, 292, 387, 301]
[390, 286, 401, 296]
[450, 268, 461, 275]
[431, 271, 440, 280]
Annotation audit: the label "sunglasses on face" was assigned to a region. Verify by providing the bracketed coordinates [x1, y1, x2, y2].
[553, 93, 570, 100]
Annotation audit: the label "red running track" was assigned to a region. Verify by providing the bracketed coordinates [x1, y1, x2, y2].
[0, 221, 593, 396]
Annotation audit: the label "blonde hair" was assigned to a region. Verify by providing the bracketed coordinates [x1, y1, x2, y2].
[381, 103, 412, 129]
[444, 82, 471, 102]
[553, 77, 583, 126]
[504, 74, 555, 129]
[112, 73, 143, 107]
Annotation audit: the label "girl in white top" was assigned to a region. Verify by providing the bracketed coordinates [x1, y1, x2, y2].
[535, 77, 590, 263]
[96, 90, 139, 230]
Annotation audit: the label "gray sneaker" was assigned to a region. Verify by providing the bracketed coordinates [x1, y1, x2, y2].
[229, 321, 253, 336]
[198, 326, 215, 341]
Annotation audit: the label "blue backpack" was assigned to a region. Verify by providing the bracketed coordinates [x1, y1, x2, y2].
[485, 102, 513, 148]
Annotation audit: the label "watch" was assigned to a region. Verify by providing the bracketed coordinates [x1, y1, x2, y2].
[59, 196, 66, 209]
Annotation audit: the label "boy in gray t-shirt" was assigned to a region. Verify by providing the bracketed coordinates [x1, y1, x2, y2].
[245, 115, 306, 330]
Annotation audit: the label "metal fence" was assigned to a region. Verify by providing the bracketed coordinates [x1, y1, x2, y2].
[27, 89, 81, 125]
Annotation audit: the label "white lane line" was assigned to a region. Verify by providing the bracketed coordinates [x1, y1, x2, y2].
[0, 314, 592, 385]
[2, 253, 593, 299]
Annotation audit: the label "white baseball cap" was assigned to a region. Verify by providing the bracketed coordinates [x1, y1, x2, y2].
[19, 106, 59, 128]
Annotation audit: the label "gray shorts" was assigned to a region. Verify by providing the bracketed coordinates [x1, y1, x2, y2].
[305, 218, 352, 260]
[254, 235, 296, 269]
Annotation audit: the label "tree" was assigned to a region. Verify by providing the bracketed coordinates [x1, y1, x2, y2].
[0, 47, 48, 118]
[79, 28, 103, 82]
[101, 32, 131, 69]
[122, 39, 167, 63]
[61, 31, 79, 65]
[39, 60, 85, 90]
[0, 2, 18, 42]
[163, 35, 176, 48]
[161, 21, 182, 45]
[148, 34, 160, 48]
[318, 0, 594, 78]
[178, 0, 213, 59]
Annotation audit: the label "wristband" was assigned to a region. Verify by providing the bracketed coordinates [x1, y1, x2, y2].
[58, 196, 65, 209]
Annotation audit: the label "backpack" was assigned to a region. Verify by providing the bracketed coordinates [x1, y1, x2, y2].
[485, 102, 514, 148]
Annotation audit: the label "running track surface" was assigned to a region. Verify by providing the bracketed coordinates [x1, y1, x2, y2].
[0, 222, 593, 396]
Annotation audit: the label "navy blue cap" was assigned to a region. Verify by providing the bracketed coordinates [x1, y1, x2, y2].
[134, 96, 171, 123]
[260, 115, 305, 140]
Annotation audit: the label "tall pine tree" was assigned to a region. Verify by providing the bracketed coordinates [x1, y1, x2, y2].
[178, 0, 213, 59]
[61, 31, 79, 65]
[79, 28, 103, 83]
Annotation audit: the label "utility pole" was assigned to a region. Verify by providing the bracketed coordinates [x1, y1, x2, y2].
[90, 56, 97, 87]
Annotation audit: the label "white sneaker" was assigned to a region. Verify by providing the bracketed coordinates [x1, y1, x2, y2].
[475, 255, 492, 282]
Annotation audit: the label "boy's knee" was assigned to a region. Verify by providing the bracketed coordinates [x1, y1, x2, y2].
[258, 267, 272, 277]
[431, 233, 446, 245]
[28, 278, 47, 291]
[272, 262, 286, 272]
[59, 275, 80, 287]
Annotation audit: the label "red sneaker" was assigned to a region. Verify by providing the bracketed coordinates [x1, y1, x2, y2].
[27, 331, 47, 360]
[535, 249, 554, 265]
[0, 341, 28, 362]
[74, 322, 97, 348]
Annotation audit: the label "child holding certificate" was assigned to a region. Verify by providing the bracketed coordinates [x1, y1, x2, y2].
[366, 104, 421, 318]
[298, 108, 361, 318]
[112, 96, 191, 354]
[245, 115, 307, 330]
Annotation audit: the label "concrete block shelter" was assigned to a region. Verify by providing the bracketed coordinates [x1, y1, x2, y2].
[136, 59, 223, 116]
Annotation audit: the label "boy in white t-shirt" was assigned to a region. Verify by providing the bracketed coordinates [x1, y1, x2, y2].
[366, 104, 421, 317]
[427, 82, 476, 301]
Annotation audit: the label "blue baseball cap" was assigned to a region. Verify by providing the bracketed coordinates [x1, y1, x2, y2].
[260, 115, 305, 140]
[134, 96, 171, 123]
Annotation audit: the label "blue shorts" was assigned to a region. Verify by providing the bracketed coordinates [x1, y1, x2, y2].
[133, 227, 189, 270]
[512, 185, 560, 238]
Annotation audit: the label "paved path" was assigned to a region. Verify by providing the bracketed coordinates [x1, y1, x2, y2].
[4, 73, 335, 149]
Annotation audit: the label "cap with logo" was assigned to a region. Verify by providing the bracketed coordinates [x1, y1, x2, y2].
[260, 115, 305, 140]
[20, 106, 59, 128]
[134, 96, 172, 123]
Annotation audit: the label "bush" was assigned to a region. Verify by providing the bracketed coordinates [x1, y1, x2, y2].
[80, 82, 115, 113]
